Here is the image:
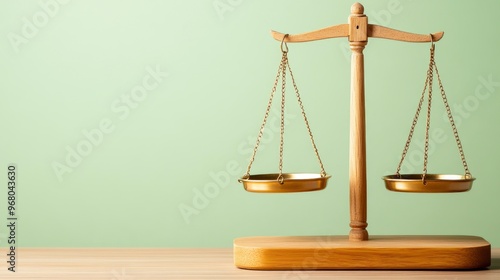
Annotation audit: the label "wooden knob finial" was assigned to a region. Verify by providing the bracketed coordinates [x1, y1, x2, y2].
[351, 2, 364, 15]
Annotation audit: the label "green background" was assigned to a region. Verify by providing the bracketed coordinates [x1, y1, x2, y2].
[1, 0, 499, 248]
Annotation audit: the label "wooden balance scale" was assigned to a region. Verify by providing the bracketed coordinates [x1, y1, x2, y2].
[234, 2, 491, 270]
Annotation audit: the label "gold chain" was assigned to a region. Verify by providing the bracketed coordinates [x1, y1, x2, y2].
[287, 55, 327, 177]
[396, 40, 471, 181]
[243, 37, 327, 182]
[422, 45, 434, 181]
[278, 49, 287, 182]
[434, 52, 472, 178]
[396, 46, 433, 177]
[242, 52, 286, 179]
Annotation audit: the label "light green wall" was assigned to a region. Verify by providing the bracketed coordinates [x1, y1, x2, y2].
[0, 0, 499, 248]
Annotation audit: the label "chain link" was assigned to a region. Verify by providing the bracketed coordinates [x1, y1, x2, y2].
[395, 42, 471, 180]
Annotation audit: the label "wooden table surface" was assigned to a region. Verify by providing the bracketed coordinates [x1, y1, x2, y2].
[0, 248, 499, 279]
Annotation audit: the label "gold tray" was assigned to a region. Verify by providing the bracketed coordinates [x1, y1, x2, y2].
[383, 174, 475, 193]
[239, 173, 331, 193]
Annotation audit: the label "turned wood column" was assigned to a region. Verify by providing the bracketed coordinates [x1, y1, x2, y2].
[348, 2, 369, 241]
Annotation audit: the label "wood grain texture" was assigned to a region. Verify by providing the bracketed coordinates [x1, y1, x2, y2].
[234, 235, 491, 270]
[348, 2, 369, 241]
[349, 17, 367, 42]
[348, 40, 368, 241]
[271, 24, 443, 44]
[270, 24, 348, 43]
[0, 247, 498, 279]
[368, 24, 444, 42]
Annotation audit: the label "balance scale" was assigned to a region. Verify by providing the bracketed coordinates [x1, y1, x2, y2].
[234, 2, 491, 270]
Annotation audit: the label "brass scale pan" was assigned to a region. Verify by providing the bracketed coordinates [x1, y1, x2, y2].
[239, 173, 331, 193]
[383, 174, 474, 193]
[240, 173, 473, 193]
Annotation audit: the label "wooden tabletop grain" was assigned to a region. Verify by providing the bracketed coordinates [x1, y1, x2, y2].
[0, 248, 498, 279]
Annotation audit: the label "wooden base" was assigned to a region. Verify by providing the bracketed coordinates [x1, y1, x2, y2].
[234, 235, 491, 270]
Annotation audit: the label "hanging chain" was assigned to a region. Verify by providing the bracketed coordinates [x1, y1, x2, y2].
[287, 57, 327, 177]
[242, 36, 327, 182]
[395, 39, 472, 180]
[242, 52, 286, 179]
[278, 50, 287, 183]
[433, 53, 472, 178]
[422, 44, 435, 183]
[395, 45, 434, 177]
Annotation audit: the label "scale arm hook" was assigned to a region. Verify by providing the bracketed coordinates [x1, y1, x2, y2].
[271, 24, 348, 43]
[368, 24, 443, 43]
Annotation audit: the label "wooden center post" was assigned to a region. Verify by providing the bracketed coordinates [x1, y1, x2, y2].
[348, 2, 369, 241]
